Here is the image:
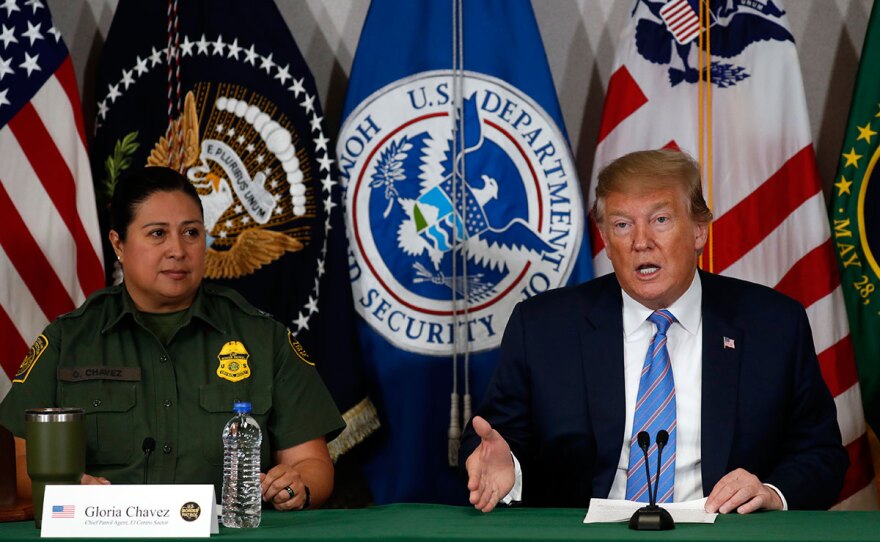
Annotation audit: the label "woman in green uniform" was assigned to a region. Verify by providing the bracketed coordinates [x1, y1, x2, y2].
[0, 167, 344, 511]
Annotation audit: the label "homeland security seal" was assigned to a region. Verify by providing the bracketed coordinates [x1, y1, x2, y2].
[338, 71, 583, 355]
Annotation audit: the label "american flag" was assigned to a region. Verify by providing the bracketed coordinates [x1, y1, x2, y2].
[0, 0, 104, 399]
[659, 0, 701, 45]
[51, 504, 75, 518]
[590, 1, 877, 508]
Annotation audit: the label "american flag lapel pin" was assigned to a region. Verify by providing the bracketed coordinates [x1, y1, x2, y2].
[723, 336, 736, 349]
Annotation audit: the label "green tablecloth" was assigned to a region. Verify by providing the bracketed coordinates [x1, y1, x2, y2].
[1, 504, 878, 541]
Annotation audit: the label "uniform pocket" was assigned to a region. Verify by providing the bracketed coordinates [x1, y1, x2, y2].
[198, 384, 271, 466]
[59, 380, 137, 465]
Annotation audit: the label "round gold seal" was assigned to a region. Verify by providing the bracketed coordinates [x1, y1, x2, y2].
[180, 502, 201, 522]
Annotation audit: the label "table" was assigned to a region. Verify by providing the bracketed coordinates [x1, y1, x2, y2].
[1, 503, 877, 541]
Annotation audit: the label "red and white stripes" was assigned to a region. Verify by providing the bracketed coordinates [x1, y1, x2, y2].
[590, 2, 876, 509]
[0, 57, 104, 397]
[660, 0, 701, 45]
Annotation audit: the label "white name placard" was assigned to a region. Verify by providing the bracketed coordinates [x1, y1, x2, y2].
[41, 484, 218, 538]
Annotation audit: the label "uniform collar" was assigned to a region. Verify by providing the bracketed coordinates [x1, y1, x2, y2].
[621, 271, 702, 338]
[101, 284, 227, 334]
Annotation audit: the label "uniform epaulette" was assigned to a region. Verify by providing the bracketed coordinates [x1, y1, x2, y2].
[202, 283, 274, 319]
[55, 285, 125, 320]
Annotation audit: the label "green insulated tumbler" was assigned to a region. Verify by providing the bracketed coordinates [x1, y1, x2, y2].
[24, 408, 85, 528]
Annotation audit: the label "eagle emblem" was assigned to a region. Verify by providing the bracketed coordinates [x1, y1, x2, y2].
[373, 95, 556, 303]
[341, 71, 584, 354]
[633, 0, 793, 88]
[147, 88, 306, 279]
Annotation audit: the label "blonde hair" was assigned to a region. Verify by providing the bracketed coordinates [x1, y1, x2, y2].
[592, 149, 713, 225]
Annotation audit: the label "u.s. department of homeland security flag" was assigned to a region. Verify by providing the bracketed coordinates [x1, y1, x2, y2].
[591, 0, 875, 508]
[832, 2, 880, 435]
[90, 0, 376, 458]
[338, 0, 593, 504]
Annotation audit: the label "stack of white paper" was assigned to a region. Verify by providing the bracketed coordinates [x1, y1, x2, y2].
[583, 497, 718, 524]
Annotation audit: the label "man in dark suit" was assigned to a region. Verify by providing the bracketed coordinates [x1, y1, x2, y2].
[460, 149, 847, 513]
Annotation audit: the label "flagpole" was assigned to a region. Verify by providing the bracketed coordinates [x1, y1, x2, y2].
[705, 0, 714, 273]
[697, 0, 706, 270]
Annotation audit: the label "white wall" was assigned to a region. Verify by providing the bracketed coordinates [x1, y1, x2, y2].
[47, 0, 875, 197]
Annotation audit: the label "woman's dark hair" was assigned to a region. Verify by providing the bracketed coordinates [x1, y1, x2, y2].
[111, 166, 203, 240]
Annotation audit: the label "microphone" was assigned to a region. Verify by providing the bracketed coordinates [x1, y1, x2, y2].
[629, 430, 675, 531]
[636, 431, 654, 504]
[142, 437, 156, 485]
[654, 429, 669, 504]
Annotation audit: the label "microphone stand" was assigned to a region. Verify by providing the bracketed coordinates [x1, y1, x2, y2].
[142, 437, 156, 485]
[629, 430, 675, 531]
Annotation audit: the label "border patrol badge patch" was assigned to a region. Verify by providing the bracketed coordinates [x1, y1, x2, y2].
[179, 502, 201, 522]
[288, 330, 315, 366]
[216, 341, 251, 382]
[14, 334, 48, 384]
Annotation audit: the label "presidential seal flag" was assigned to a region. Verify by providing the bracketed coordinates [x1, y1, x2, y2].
[338, 0, 593, 504]
[832, 2, 880, 437]
[0, 1, 104, 399]
[90, 0, 376, 459]
[591, 0, 876, 508]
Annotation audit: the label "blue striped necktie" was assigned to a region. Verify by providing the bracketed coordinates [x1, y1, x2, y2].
[625, 309, 677, 503]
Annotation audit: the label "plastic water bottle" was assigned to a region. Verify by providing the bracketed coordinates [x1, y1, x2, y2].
[221, 402, 262, 528]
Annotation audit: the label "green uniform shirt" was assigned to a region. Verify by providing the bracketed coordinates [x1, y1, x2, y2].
[0, 283, 344, 495]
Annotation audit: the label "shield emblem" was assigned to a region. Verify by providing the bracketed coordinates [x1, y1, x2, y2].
[216, 341, 251, 382]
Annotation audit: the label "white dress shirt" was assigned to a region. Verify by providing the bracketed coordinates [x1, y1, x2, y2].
[607, 272, 703, 501]
[502, 271, 786, 508]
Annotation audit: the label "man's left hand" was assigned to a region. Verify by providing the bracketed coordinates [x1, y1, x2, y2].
[705, 468, 783, 514]
[260, 465, 308, 511]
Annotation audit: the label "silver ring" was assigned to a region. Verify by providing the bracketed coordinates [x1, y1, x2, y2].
[285, 485, 295, 499]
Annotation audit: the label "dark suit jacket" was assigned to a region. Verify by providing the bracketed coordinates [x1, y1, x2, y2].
[460, 271, 847, 509]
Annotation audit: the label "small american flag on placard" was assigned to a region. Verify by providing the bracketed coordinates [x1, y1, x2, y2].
[51, 505, 75, 518]
[659, 0, 701, 45]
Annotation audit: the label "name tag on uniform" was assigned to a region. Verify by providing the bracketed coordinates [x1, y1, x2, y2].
[57, 367, 142, 382]
[41, 485, 218, 538]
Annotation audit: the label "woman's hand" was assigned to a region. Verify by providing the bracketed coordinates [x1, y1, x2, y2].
[260, 465, 308, 511]
[80, 474, 111, 485]
[261, 437, 333, 511]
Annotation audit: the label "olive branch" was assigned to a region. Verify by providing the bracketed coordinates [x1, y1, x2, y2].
[101, 131, 140, 203]
[370, 136, 412, 218]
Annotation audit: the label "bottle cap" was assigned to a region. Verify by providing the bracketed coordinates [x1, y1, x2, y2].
[233, 401, 252, 413]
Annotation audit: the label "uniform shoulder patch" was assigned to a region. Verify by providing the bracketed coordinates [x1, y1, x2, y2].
[14, 334, 49, 384]
[288, 330, 315, 366]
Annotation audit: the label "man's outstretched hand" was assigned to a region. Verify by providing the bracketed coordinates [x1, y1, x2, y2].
[465, 416, 515, 513]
